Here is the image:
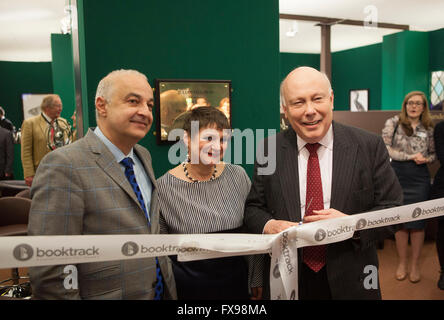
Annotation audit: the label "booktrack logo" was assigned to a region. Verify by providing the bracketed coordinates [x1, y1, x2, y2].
[315, 229, 327, 241]
[314, 225, 353, 241]
[412, 206, 444, 219]
[37, 246, 99, 258]
[13, 244, 100, 262]
[122, 241, 139, 256]
[121, 242, 209, 258]
[281, 232, 294, 274]
[13, 244, 34, 261]
[355, 215, 401, 230]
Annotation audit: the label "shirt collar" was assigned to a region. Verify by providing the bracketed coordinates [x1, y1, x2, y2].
[42, 111, 55, 123]
[297, 123, 334, 152]
[41, 111, 58, 124]
[94, 126, 134, 163]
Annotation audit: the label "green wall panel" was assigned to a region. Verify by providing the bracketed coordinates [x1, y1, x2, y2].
[332, 43, 382, 110]
[429, 28, 444, 72]
[77, 0, 280, 177]
[0, 61, 53, 179]
[51, 34, 76, 122]
[279, 44, 382, 111]
[382, 31, 429, 110]
[279, 52, 320, 81]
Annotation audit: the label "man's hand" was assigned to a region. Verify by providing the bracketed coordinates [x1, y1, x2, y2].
[263, 219, 298, 234]
[25, 176, 34, 187]
[303, 208, 347, 223]
[250, 287, 263, 300]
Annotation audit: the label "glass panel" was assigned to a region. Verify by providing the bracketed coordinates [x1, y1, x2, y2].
[431, 71, 444, 105]
[436, 80, 444, 97]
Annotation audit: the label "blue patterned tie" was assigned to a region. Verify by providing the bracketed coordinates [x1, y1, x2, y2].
[120, 157, 164, 300]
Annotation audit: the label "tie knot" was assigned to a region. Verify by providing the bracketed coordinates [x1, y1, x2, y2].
[305, 143, 321, 155]
[120, 157, 134, 169]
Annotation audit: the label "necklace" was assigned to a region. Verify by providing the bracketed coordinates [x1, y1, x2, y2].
[182, 161, 217, 183]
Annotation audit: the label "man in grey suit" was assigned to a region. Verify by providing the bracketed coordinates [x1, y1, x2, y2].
[28, 69, 177, 299]
[244, 67, 403, 299]
[0, 126, 14, 180]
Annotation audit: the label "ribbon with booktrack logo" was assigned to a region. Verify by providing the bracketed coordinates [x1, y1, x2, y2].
[1, 198, 444, 300]
[171, 198, 444, 300]
[265, 198, 444, 300]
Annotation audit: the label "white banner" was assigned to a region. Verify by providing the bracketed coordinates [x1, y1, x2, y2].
[1, 198, 444, 300]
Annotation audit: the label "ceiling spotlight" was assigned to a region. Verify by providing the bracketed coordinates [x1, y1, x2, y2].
[286, 21, 298, 37]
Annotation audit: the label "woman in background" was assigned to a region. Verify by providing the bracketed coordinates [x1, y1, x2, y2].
[382, 91, 436, 283]
[157, 107, 262, 300]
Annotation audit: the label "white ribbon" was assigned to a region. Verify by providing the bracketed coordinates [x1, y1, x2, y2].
[1, 198, 444, 300]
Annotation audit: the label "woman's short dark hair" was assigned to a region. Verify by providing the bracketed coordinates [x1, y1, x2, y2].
[182, 106, 230, 134]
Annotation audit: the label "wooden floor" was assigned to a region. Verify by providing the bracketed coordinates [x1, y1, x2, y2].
[1, 239, 443, 300]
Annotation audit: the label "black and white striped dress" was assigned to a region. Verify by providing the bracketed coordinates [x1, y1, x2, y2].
[157, 163, 262, 299]
[158, 163, 250, 234]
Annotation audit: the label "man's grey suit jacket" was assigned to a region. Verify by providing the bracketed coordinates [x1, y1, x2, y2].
[28, 129, 177, 299]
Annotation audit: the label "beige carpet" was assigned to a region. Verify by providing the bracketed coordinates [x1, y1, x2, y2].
[378, 238, 444, 300]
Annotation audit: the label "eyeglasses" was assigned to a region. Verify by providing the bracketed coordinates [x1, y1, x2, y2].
[407, 101, 424, 107]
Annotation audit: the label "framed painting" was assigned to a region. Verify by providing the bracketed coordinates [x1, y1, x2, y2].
[154, 79, 231, 145]
[349, 89, 369, 112]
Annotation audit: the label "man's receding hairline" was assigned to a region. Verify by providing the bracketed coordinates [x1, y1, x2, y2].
[95, 69, 150, 122]
[280, 67, 332, 106]
[96, 69, 149, 102]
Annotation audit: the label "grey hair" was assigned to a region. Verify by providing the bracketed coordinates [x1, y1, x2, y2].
[95, 69, 149, 121]
[40, 94, 60, 111]
[280, 67, 332, 107]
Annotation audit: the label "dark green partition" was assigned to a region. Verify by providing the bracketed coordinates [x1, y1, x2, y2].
[76, 0, 280, 177]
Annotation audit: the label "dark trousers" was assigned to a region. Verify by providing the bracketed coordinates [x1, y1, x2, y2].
[299, 263, 332, 300]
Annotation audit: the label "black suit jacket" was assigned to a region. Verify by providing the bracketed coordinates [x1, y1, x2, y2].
[0, 127, 13, 178]
[0, 117, 14, 132]
[432, 121, 444, 199]
[244, 121, 403, 299]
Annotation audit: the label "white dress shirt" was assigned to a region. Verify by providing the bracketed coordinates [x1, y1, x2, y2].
[297, 124, 334, 220]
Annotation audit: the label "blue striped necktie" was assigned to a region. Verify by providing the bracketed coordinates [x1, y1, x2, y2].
[120, 157, 164, 300]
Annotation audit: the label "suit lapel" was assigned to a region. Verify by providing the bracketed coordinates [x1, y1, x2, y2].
[278, 129, 302, 222]
[330, 122, 358, 211]
[38, 115, 48, 139]
[85, 129, 143, 209]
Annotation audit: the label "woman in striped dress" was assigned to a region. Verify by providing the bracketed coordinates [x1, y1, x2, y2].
[157, 107, 263, 300]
